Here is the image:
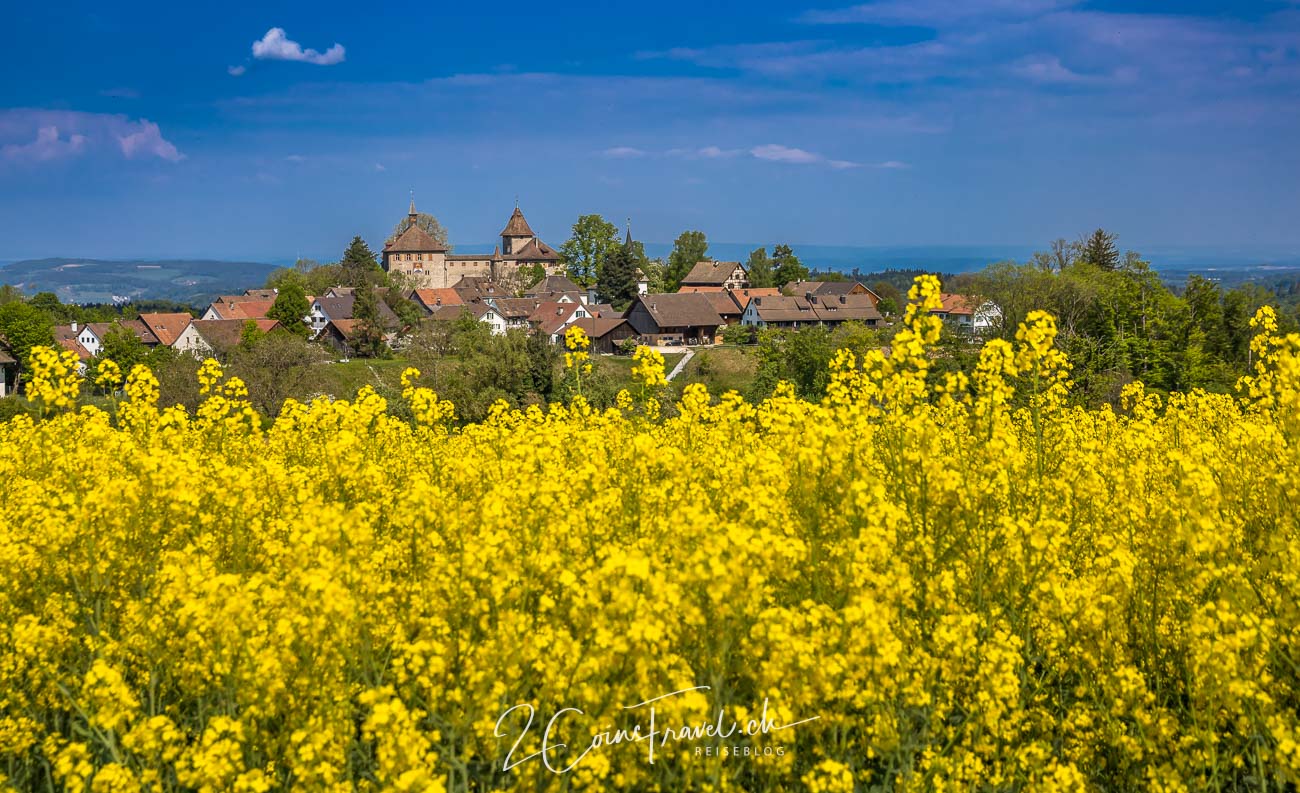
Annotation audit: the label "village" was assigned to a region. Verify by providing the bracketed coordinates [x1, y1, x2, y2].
[27, 202, 1000, 375]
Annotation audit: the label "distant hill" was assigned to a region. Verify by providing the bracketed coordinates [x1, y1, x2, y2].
[0, 258, 278, 306]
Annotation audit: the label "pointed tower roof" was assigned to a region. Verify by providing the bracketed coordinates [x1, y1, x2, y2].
[386, 198, 448, 253]
[624, 217, 633, 247]
[500, 206, 535, 237]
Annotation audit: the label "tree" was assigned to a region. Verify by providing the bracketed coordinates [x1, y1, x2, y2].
[1079, 229, 1120, 271]
[665, 231, 709, 292]
[772, 244, 809, 288]
[597, 238, 641, 310]
[88, 322, 148, 385]
[340, 236, 384, 288]
[0, 301, 55, 367]
[350, 282, 389, 358]
[559, 215, 619, 287]
[387, 212, 451, 251]
[267, 281, 311, 337]
[226, 331, 327, 416]
[0, 285, 23, 306]
[747, 248, 775, 289]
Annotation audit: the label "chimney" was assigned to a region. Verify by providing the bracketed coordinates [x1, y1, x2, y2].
[71, 321, 79, 333]
[839, 294, 846, 304]
[805, 292, 815, 303]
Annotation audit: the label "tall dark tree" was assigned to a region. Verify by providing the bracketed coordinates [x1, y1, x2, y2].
[559, 215, 619, 287]
[665, 231, 709, 292]
[267, 281, 311, 337]
[340, 236, 384, 288]
[747, 247, 775, 288]
[1079, 229, 1120, 271]
[773, 244, 809, 288]
[351, 282, 389, 358]
[597, 233, 641, 311]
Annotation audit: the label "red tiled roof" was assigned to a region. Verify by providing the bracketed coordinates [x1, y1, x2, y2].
[137, 312, 194, 346]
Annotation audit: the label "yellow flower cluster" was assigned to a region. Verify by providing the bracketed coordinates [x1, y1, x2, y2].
[630, 345, 668, 389]
[2, 276, 1300, 791]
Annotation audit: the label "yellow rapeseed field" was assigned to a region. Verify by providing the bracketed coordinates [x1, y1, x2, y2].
[2, 276, 1299, 792]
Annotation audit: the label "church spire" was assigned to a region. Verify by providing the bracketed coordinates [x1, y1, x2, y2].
[625, 217, 633, 247]
[409, 190, 417, 219]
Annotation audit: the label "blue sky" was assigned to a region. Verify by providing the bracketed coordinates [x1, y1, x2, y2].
[1, 0, 1298, 261]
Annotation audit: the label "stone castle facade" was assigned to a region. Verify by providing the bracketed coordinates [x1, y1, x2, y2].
[381, 200, 564, 289]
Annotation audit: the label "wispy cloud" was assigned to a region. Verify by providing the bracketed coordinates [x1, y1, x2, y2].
[228, 65, 247, 77]
[0, 110, 184, 165]
[285, 154, 306, 163]
[251, 27, 345, 66]
[751, 143, 867, 169]
[99, 87, 139, 99]
[800, 0, 1080, 26]
[601, 146, 646, 158]
[374, 162, 386, 172]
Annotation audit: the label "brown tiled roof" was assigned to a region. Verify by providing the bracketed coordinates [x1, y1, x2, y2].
[635, 293, 725, 329]
[938, 293, 975, 316]
[511, 237, 561, 262]
[385, 222, 448, 253]
[730, 288, 782, 310]
[242, 289, 279, 300]
[52, 326, 93, 360]
[588, 303, 618, 318]
[674, 286, 740, 315]
[681, 261, 744, 286]
[750, 294, 882, 324]
[491, 298, 542, 320]
[812, 293, 884, 322]
[527, 301, 585, 325]
[569, 316, 631, 340]
[412, 288, 463, 310]
[525, 275, 582, 295]
[208, 299, 275, 320]
[0, 336, 16, 366]
[500, 207, 535, 237]
[138, 312, 194, 346]
[190, 319, 281, 351]
[87, 320, 160, 346]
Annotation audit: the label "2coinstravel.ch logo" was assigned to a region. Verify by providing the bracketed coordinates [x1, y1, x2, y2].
[494, 685, 819, 774]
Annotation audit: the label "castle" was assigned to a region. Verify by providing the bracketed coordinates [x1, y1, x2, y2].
[381, 200, 564, 289]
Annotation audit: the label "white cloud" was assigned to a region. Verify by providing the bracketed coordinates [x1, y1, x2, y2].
[1, 126, 88, 163]
[874, 160, 910, 169]
[251, 27, 345, 66]
[750, 144, 824, 164]
[374, 162, 387, 171]
[118, 121, 185, 162]
[0, 110, 184, 165]
[601, 146, 646, 158]
[285, 154, 306, 163]
[228, 65, 247, 76]
[664, 145, 744, 159]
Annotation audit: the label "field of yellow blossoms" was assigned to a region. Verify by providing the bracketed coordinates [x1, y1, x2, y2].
[2, 276, 1299, 792]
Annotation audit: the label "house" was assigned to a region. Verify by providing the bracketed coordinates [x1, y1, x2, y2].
[624, 293, 725, 345]
[635, 268, 650, 296]
[382, 199, 563, 289]
[308, 295, 400, 337]
[317, 319, 399, 355]
[174, 319, 281, 358]
[567, 317, 637, 354]
[451, 276, 507, 302]
[137, 312, 194, 347]
[52, 324, 93, 362]
[465, 303, 509, 335]
[676, 286, 744, 324]
[785, 280, 880, 305]
[0, 337, 17, 397]
[526, 274, 584, 298]
[680, 261, 748, 290]
[729, 288, 783, 312]
[934, 294, 1002, 333]
[64, 320, 160, 358]
[409, 288, 464, 315]
[202, 297, 276, 321]
[741, 294, 882, 330]
[532, 301, 595, 341]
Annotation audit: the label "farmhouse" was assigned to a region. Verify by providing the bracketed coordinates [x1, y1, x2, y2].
[680, 261, 749, 290]
[0, 338, 17, 397]
[741, 294, 883, 330]
[174, 319, 281, 359]
[624, 293, 725, 345]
